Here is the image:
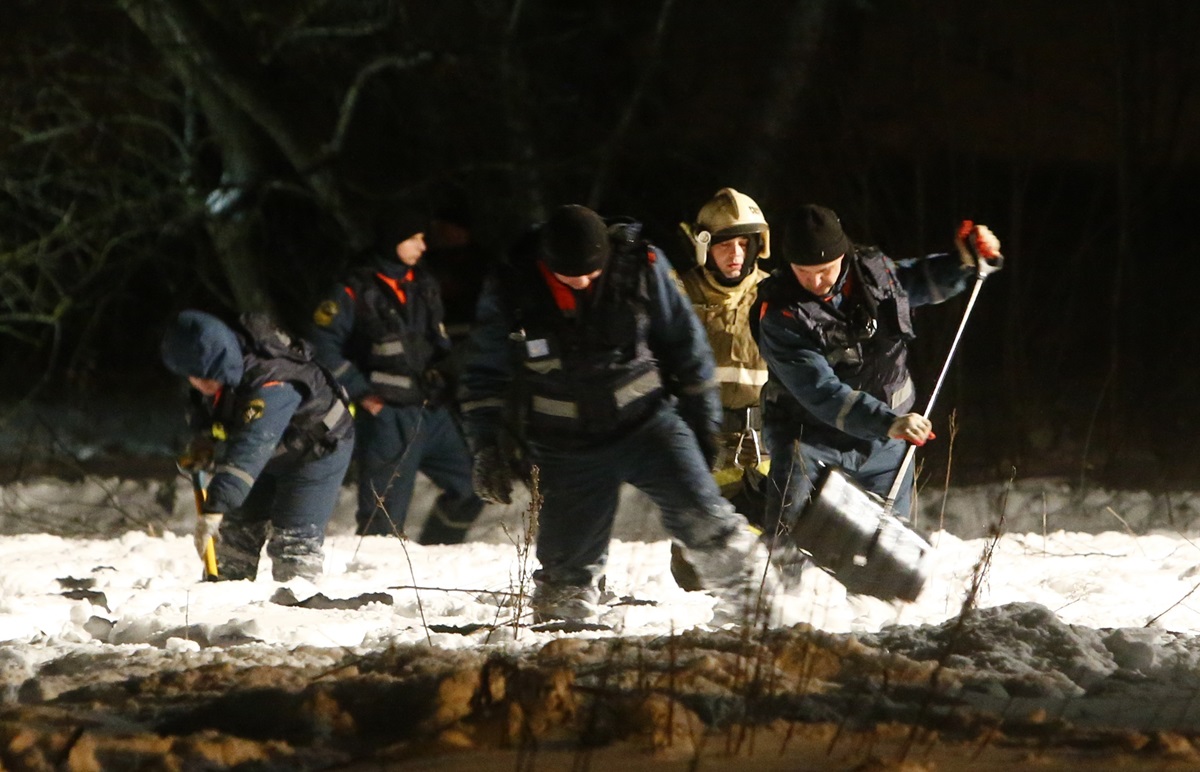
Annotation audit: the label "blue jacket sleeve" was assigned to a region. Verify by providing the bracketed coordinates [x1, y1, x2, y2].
[204, 382, 302, 513]
[645, 249, 721, 431]
[758, 306, 896, 442]
[891, 252, 974, 308]
[309, 285, 373, 401]
[457, 273, 514, 450]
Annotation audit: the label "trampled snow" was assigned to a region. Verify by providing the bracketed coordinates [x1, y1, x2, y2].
[6, 471, 1200, 718]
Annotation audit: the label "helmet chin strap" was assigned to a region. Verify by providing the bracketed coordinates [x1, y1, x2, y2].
[705, 252, 755, 286]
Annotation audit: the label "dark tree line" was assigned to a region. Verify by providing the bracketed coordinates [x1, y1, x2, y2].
[2, 0, 1199, 487]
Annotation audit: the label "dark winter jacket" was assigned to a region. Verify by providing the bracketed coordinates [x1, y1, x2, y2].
[309, 257, 452, 406]
[754, 247, 973, 452]
[161, 311, 354, 514]
[459, 219, 721, 452]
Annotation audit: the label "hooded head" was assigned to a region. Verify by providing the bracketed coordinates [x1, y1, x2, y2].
[540, 204, 611, 277]
[160, 310, 245, 386]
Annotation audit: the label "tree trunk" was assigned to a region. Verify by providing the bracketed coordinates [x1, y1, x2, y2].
[115, 0, 358, 312]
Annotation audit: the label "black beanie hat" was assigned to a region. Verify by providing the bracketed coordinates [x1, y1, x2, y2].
[374, 209, 428, 253]
[540, 205, 611, 276]
[787, 204, 851, 266]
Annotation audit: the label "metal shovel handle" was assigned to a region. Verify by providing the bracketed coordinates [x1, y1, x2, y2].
[883, 244, 1001, 513]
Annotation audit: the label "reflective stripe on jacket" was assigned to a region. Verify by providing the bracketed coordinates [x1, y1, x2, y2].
[200, 321, 355, 512]
[677, 265, 769, 411]
[460, 220, 721, 451]
[755, 246, 972, 451]
[310, 258, 450, 406]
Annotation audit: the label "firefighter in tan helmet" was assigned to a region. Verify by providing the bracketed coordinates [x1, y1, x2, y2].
[671, 188, 774, 588]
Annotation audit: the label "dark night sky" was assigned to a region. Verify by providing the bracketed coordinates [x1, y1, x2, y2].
[2, 0, 1198, 486]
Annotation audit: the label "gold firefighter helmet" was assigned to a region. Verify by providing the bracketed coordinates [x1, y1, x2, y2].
[681, 187, 771, 267]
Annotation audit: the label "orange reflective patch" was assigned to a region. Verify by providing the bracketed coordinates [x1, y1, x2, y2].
[376, 272, 407, 305]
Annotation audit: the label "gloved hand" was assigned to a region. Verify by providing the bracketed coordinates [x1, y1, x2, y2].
[694, 427, 720, 471]
[676, 392, 720, 470]
[888, 413, 935, 446]
[955, 221, 1003, 272]
[422, 368, 447, 407]
[472, 445, 513, 505]
[177, 436, 215, 474]
[193, 513, 223, 559]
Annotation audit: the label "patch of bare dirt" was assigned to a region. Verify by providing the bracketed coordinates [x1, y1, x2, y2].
[3, 626, 1196, 771]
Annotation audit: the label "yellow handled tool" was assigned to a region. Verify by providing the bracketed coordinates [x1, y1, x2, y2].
[191, 471, 220, 581]
[202, 536, 219, 578]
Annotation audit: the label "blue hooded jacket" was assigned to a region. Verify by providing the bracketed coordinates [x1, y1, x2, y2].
[161, 310, 303, 514]
[161, 310, 245, 385]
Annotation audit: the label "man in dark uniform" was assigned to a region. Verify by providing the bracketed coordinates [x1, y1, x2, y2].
[755, 204, 1001, 542]
[459, 204, 776, 623]
[161, 310, 355, 581]
[309, 212, 484, 544]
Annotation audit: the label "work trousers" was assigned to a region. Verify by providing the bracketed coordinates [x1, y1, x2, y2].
[761, 428, 913, 541]
[531, 404, 745, 590]
[355, 403, 483, 543]
[220, 439, 353, 581]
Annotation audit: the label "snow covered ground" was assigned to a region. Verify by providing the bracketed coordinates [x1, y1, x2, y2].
[6, 470, 1200, 710]
[7, 399, 1200, 743]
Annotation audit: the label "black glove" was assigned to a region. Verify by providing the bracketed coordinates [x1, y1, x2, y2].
[422, 368, 447, 407]
[176, 436, 215, 474]
[695, 427, 720, 471]
[472, 445, 513, 505]
[676, 393, 720, 470]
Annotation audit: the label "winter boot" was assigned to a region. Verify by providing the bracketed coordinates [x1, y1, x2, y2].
[355, 508, 403, 537]
[531, 580, 600, 623]
[267, 524, 325, 582]
[679, 525, 781, 627]
[669, 541, 703, 592]
[215, 520, 269, 581]
[761, 531, 810, 592]
[417, 493, 484, 546]
[674, 528, 808, 594]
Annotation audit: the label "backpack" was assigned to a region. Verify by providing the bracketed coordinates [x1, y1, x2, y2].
[237, 312, 354, 456]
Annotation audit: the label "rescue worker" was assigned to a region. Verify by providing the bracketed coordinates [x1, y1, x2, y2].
[676, 187, 773, 516]
[754, 204, 1001, 545]
[669, 188, 774, 590]
[162, 310, 355, 582]
[309, 211, 484, 544]
[459, 204, 776, 624]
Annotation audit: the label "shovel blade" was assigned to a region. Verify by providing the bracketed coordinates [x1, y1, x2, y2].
[792, 466, 931, 602]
